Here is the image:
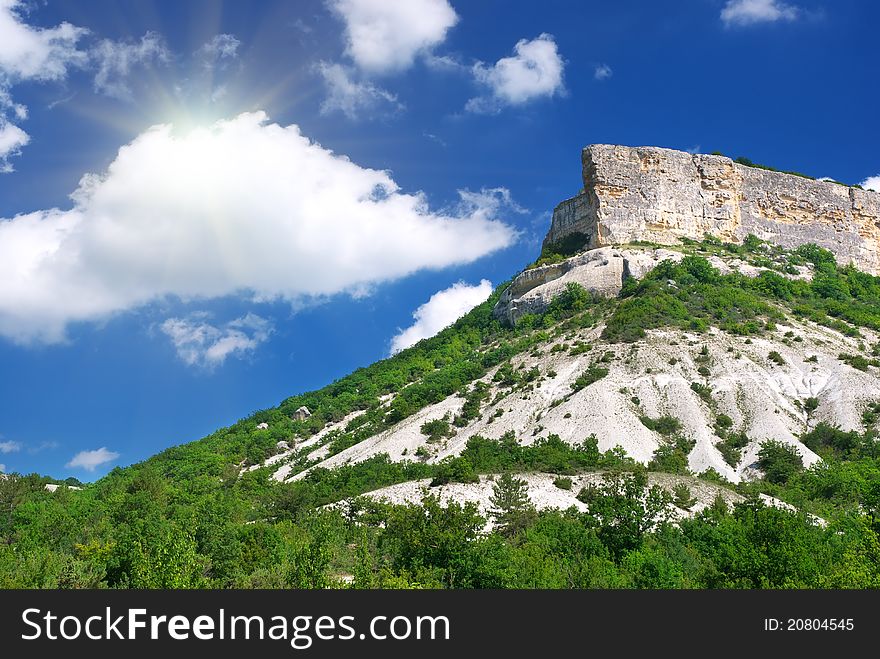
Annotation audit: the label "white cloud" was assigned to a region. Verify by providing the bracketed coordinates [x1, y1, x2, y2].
[161, 313, 273, 368]
[318, 62, 402, 118]
[861, 175, 880, 193]
[66, 447, 119, 471]
[0, 111, 517, 344]
[0, 464, 5, 473]
[327, 0, 458, 74]
[467, 34, 565, 114]
[391, 279, 493, 354]
[594, 63, 612, 80]
[196, 33, 240, 70]
[91, 31, 169, 100]
[0, 0, 87, 170]
[721, 0, 799, 27]
[0, 439, 21, 453]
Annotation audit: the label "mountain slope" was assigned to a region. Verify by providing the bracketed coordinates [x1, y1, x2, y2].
[3, 235, 880, 589]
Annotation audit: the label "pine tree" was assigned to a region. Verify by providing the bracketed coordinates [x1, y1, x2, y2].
[489, 473, 535, 537]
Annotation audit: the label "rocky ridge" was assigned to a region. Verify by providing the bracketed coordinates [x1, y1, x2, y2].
[545, 145, 880, 274]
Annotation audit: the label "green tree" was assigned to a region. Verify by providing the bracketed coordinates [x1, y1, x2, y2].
[489, 473, 536, 537]
[578, 470, 673, 558]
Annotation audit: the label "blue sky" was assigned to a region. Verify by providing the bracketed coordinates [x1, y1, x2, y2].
[0, 0, 877, 479]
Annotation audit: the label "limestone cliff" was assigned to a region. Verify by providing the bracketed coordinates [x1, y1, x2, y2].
[544, 145, 880, 274]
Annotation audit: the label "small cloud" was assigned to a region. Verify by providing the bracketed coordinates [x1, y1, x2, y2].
[721, 0, 799, 27]
[91, 31, 170, 101]
[327, 0, 458, 74]
[161, 313, 273, 369]
[467, 34, 565, 114]
[0, 121, 29, 173]
[0, 440, 21, 453]
[860, 175, 880, 192]
[66, 447, 119, 471]
[594, 63, 612, 80]
[318, 62, 402, 119]
[0, 464, 5, 473]
[391, 279, 494, 354]
[686, 144, 701, 154]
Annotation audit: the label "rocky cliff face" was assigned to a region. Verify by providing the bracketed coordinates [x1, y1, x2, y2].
[544, 145, 880, 274]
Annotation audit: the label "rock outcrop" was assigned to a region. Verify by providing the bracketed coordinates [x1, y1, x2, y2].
[492, 245, 812, 324]
[292, 406, 311, 421]
[544, 145, 880, 274]
[493, 247, 683, 325]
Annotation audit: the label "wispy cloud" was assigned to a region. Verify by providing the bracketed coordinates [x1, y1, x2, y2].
[423, 131, 446, 147]
[161, 313, 273, 369]
[91, 31, 170, 101]
[66, 447, 119, 471]
[0, 439, 21, 453]
[196, 33, 240, 71]
[318, 62, 402, 119]
[721, 0, 799, 27]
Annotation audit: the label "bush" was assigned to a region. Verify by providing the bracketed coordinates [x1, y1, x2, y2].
[757, 440, 803, 484]
[571, 364, 609, 392]
[800, 422, 860, 455]
[839, 353, 874, 371]
[691, 382, 713, 404]
[420, 417, 453, 443]
[639, 415, 682, 436]
[716, 432, 749, 467]
[648, 436, 695, 474]
[553, 477, 573, 490]
[768, 351, 785, 366]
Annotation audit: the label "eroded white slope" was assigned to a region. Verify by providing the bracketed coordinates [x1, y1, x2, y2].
[282, 317, 878, 484]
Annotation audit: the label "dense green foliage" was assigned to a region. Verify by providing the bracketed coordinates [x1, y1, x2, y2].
[603, 238, 880, 344]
